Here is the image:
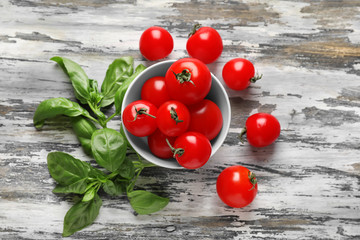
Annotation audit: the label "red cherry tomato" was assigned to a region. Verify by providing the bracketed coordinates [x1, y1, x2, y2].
[148, 129, 176, 159]
[187, 99, 223, 140]
[171, 132, 211, 169]
[241, 113, 281, 147]
[216, 165, 258, 208]
[156, 101, 190, 137]
[165, 58, 211, 105]
[141, 76, 171, 108]
[222, 58, 262, 91]
[139, 26, 173, 61]
[122, 100, 157, 137]
[186, 24, 223, 64]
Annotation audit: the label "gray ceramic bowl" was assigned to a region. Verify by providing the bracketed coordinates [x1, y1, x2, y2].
[121, 60, 231, 169]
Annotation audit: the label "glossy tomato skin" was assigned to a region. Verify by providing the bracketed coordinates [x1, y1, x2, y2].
[139, 26, 173, 61]
[174, 132, 212, 169]
[165, 58, 211, 105]
[216, 165, 258, 208]
[156, 100, 190, 137]
[245, 113, 281, 147]
[122, 100, 157, 137]
[222, 58, 256, 90]
[186, 26, 223, 64]
[187, 99, 223, 140]
[141, 76, 171, 108]
[148, 129, 176, 159]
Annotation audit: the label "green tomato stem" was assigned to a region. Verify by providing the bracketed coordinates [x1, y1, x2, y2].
[250, 73, 263, 83]
[239, 127, 247, 144]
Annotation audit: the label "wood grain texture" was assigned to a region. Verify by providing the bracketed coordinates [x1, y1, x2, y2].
[1, 0, 360, 239]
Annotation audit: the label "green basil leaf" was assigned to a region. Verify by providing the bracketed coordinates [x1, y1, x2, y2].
[100, 57, 134, 107]
[91, 128, 127, 172]
[82, 186, 97, 202]
[114, 64, 146, 114]
[117, 157, 135, 180]
[127, 190, 169, 215]
[34, 97, 91, 129]
[47, 152, 92, 186]
[62, 193, 102, 237]
[120, 124, 132, 149]
[89, 79, 103, 105]
[53, 179, 88, 194]
[71, 116, 97, 156]
[103, 179, 127, 196]
[51, 56, 91, 104]
[89, 169, 107, 183]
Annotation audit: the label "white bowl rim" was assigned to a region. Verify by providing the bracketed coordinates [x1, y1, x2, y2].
[121, 59, 231, 169]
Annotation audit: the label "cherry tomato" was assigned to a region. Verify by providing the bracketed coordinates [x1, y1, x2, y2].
[122, 100, 157, 137]
[141, 76, 171, 108]
[148, 129, 176, 159]
[216, 165, 258, 208]
[222, 58, 262, 91]
[165, 58, 211, 105]
[170, 132, 211, 169]
[241, 113, 281, 147]
[139, 26, 173, 61]
[186, 24, 223, 64]
[187, 99, 223, 140]
[156, 101, 190, 137]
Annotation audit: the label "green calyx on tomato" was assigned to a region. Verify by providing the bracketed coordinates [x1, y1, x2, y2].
[172, 69, 195, 86]
[131, 106, 156, 122]
[188, 23, 202, 38]
[239, 127, 247, 144]
[248, 171, 258, 191]
[170, 107, 184, 124]
[165, 138, 185, 158]
[250, 73, 263, 83]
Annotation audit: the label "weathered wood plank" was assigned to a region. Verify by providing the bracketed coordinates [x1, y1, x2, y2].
[1, 0, 360, 239]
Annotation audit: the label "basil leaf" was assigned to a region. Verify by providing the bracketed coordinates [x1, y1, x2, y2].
[62, 193, 102, 237]
[114, 64, 146, 114]
[100, 57, 134, 108]
[103, 179, 127, 196]
[82, 186, 97, 202]
[89, 168, 107, 182]
[91, 128, 127, 172]
[102, 57, 134, 94]
[120, 124, 132, 149]
[47, 152, 92, 186]
[117, 157, 135, 180]
[127, 190, 169, 215]
[51, 56, 91, 104]
[34, 97, 92, 129]
[53, 179, 88, 194]
[71, 117, 97, 156]
[89, 79, 103, 105]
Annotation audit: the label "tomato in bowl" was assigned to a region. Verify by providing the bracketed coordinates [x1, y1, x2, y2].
[121, 60, 231, 169]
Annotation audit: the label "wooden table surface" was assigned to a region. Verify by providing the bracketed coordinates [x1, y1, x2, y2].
[1, 0, 360, 239]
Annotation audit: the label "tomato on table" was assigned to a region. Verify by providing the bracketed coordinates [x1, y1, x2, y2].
[186, 24, 223, 64]
[241, 113, 281, 147]
[216, 165, 258, 208]
[139, 26, 173, 61]
[122, 100, 157, 137]
[222, 58, 262, 91]
[156, 100, 190, 137]
[148, 129, 176, 159]
[141, 76, 171, 108]
[165, 58, 211, 105]
[169, 132, 212, 169]
[187, 99, 223, 140]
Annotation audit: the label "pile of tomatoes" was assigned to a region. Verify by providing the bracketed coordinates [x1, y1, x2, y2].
[124, 25, 281, 209]
[123, 58, 223, 169]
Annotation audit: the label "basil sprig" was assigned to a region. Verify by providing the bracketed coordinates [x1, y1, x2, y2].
[34, 57, 168, 237]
